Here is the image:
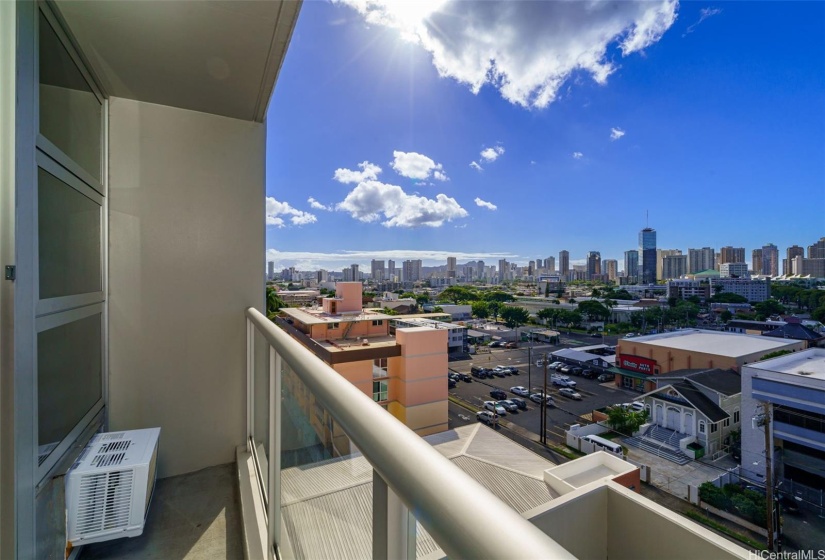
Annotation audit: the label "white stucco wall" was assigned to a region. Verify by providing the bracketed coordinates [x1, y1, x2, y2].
[108, 98, 264, 477]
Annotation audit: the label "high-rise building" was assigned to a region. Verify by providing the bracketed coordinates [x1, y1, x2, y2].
[537, 257, 544, 270]
[752, 249, 762, 276]
[388, 260, 396, 282]
[528, 261, 535, 277]
[687, 247, 715, 274]
[662, 255, 688, 280]
[791, 256, 825, 278]
[656, 249, 681, 282]
[546, 256, 555, 273]
[624, 250, 639, 283]
[402, 260, 422, 282]
[809, 237, 825, 259]
[447, 256, 457, 278]
[371, 259, 385, 282]
[720, 263, 749, 278]
[586, 251, 601, 280]
[638, 228, 656, 284]
[761, 243, 778, 276]
[559, 250, 570, 278]
[476, 260, 485, 280]
[604, 259, 618, 282]
[784, 246, 804, 275]
[720, 246, 745, 264]
[317, 269, 329, 282]
[498, 259, 509, 283]
[343, 264, 360, 282]
[267, 260, 275, 280]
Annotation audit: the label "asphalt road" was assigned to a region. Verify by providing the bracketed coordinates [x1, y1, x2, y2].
[448, 336, 639, 445]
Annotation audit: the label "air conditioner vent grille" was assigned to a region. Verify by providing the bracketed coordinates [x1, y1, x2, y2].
[75, 470, 134, 535]
[100, 432, 126, 440]
[99, 440, 131, 453]
[92, 452, 127, 468]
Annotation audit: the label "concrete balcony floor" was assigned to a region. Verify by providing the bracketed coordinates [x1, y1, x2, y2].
[82, 463, 242, 560]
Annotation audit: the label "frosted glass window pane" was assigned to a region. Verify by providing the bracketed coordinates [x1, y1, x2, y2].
[38, 168, 101, 299]
[38, 313, 102, 463]
[39, 11, 102, 180]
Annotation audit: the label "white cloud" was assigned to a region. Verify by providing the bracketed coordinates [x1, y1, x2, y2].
[307, 197, 332, 211]
[683, 7, 722, 36]
[337, 0, 677, 109]
[469, 161, 483, 172]
[333, 161, 382, 183]
[336, 180, 467, 227]
[572, 151, 584, 159]
[480, 145, 505, 162]
[266, 197, 317, 227]
[530, 160, 537, 165]
[390, 150, 447, 181]
[474, 197, 497, 211]
[610, 127, 626, 141]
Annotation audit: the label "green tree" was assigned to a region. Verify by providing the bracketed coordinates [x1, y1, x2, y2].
[266, 287, 286, 319]
[760, 349, 793, 361]
[577, 300, 610, 321]
[488, 301, 502, 322]
[483, 290, 515, 303]
[545, 282, 551, 298]
[720, 310, 733, 322]
[753, 299, 786, 320]
[500, 306, 530, 329]
[710, 292, 748, 304]
[812, 306, 825, 323]
[536, 307, 559, 326]
[415, 294, 430, 306]
[438, 286, 478, 304]
[382, 307, 399, 316]
[471, 301, 490, 319]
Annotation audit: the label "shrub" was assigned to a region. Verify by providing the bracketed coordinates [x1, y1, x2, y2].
[699, 482, 730, 510]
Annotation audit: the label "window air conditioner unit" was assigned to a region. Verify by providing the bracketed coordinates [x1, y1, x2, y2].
[66, 427, 161, 546]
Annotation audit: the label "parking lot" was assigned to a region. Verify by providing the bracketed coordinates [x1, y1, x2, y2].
[448, 338, 639, 443]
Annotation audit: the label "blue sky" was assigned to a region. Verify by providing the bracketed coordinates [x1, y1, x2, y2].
[265, 1, 824, 272]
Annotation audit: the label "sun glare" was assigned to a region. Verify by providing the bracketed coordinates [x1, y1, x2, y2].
[379, 0, 446, 33]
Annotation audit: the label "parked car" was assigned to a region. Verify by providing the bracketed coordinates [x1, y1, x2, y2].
[509, 397, 528, 410]
[560, 366, 571, 374]
[548, 362, 563, 369]
[591, 333, 602, 338]
[484, 401, 507, 415]
[569, 367, 583, 376]
[554, 379, 577, 388]
[448, 372, 460, 381]
[490, 389, 507, 400]
[597, 373, 615, 382]
[448, 379, 456, 389]
[555, 363, 566, 371]
[510, 386, 530, 397]
[530, 393, 554, 406]
[494, 366, 513, 376]
[505, 341, 518, 349]
[508, 367, 520, 375]
[629, 402, 644, 412]
[558, 388, 582, 400]
[471, 365, 485, 375]
[458, 373, 472, 382]
[490, 341, 504, 347]
[581, 369, 597, 379]
[536, 359, 544, 367]
[476, 410, 498, 424]
[497, 400, 518, 413]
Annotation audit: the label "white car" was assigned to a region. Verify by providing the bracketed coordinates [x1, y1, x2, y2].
[477, 410, 498, 424]
[558, 388, 582, 400]
[548, 362, 563, 369]
[484, 401, 507, 415]
[510, 386, 530, 397]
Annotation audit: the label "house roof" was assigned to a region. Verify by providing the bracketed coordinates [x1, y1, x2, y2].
[657, 368, 741, 397]
[653, 382, 729, 423]
[762, 323, 825, 341]
[552, 348, 604, 363]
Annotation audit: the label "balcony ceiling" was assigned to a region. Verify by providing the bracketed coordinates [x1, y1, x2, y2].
[56, 0, 301, 122]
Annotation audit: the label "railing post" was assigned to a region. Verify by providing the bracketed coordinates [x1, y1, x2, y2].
[247, 318, 254, 452]
[269, 349, 282, 555]
[373, 470, 414, 560]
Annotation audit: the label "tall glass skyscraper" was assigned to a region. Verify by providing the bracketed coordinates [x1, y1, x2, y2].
[639, 227, 657, 284]
[624, 250, 639, 283]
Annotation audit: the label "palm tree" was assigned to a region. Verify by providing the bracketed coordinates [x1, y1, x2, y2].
[266, 287, 286, 319]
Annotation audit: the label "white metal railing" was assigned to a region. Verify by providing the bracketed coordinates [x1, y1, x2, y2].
[245, 307, 573, 560]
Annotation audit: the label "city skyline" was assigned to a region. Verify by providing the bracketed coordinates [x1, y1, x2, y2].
[265, 1, 824, 272]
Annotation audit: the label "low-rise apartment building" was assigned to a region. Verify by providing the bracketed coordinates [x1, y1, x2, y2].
[709, 277, 771, 302]
[279, 283, 449, 437]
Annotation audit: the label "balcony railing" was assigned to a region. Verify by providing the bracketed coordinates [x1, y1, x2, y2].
[245, 307, 573, 559]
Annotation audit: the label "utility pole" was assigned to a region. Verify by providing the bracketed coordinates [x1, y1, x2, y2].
[762, 402, 776, 552]
[540, 356, 549, 445]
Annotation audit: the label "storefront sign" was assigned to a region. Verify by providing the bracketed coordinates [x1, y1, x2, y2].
[619, 354, 657, 375]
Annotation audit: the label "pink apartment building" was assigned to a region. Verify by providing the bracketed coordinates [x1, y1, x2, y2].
[278, 283, 449, 443]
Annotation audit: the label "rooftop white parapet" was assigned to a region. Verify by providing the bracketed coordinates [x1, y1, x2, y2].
[543, 451, 637, 495]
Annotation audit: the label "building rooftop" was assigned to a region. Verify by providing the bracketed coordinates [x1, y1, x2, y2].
[627, 329, 800, 358]
[315, 335, 399, 353]
[746, 348, 825, 381]
[280, 424, 559, 559]
[280, 306, 394, 325]
[762, 322, 825, 341]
